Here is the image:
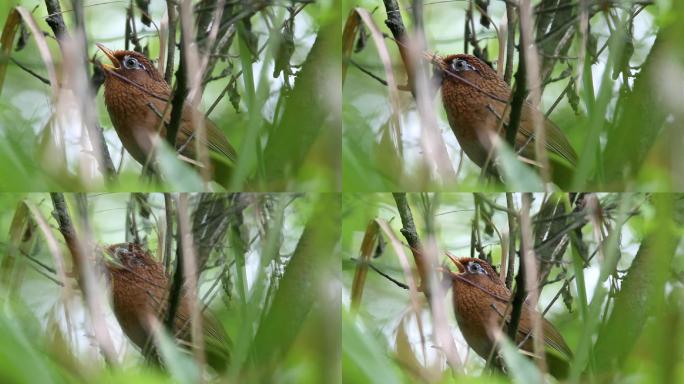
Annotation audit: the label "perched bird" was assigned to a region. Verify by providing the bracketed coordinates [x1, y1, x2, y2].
[442, 256, 572, 379]
[104, 242, 231, 371]
[436, 54, 577, 187]
[96, 44, 237, 184]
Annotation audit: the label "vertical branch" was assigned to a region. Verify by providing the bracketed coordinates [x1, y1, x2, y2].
[44, 0, 115, 180]
[50, 194, 81, 274]
[177, 0, 210, 183]
[391, 192, 463, 370]
[70, 0, 116, 180]
[463, 1, 470, 54]
[50, 193, 117, 365]
[520, 193, 547, 376]
[519, 0, 550, 184]
[503, 3, 516, 84]
[125, 195, 141, 244]
[379, 1, 457, 182]
[382, 0, 414, 94]
[507, 248, 526, 342]
[165, 194, 183, 331]
[164, 0, 177, 84]
[125, 0, 132, 51]
[506, 32, 526, 147]
[45, 0, 68, 41]
[505, 193, 517, 289]
[163, 193, 174, 272]
[392, 193, 428, 291]
[412, 0, 456, 182]
[166, 29, 187, 149]
[177, 193, 205, 370]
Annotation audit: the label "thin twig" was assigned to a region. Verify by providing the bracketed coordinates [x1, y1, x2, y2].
[351, 257, 409, 290]
[10, 58, 50, 84]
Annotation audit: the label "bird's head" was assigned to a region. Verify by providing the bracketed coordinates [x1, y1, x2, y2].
[436, 54, 498, 85]
[442, 255, 501, 289]
[96, 44, 165, 86]
[104, 242, 154, 272]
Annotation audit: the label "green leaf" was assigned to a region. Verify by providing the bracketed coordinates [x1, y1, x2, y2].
[496, 142, 545, 191]
[155, 143, 205, 191]
[342, 312, 401, 384]
[498, 334, 544, 384]
[153, 324, 200, 383]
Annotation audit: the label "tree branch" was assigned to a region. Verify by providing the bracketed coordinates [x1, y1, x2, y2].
[506, 29, 526, 147]
[164, 0, 177, 84]
[392, 193, 430, 294]
[166, 26, 188, 149]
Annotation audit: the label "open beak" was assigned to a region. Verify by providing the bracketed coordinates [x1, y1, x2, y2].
[422, 51, 444, 69]
[96, 43, 119, 71]
[102, 246, 125, 269]
[445, 252, 465, 273]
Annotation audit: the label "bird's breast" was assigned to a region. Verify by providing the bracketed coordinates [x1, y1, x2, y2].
[110, 271, 161, 348]
[103, 78, 170, 164]
[452, 279, 505, 359]
[442, 81, 506, 166]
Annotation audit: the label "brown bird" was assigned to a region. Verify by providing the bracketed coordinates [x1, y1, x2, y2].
[104, 242, 231, 371]
[442, 256, 572, 379]
[436, 54, 577, 187]
[96, 44, 237, 185]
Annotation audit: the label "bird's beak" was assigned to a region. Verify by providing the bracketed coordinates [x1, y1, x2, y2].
[96, 43, 119, 71]
[423, 51, 446, 71]
[103, 246, 125, 269]
[445, 252, 465, 274]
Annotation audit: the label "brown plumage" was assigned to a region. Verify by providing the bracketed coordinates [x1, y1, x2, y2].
[443, 256, 572, 379]
[96, 44, 237, 185]
[105, 242, 231, 371]
[436, 54, 577, 187]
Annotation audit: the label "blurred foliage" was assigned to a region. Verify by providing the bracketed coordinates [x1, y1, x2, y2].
[0, 192, 340, 383]
[342, 193, 684, 383]
[0, 0, 339, 191]
[342, 0, 684, 191]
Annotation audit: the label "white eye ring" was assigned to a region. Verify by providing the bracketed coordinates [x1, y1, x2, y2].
[451, 59, 474, 72]
[467, 262, 485, 274]
[123, 55, 144, 70]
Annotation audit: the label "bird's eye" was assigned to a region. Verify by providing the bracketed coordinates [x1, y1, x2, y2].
[123, 55, 143, 70]
[450, 59, 472, 72]
[467, 262, 485, 275]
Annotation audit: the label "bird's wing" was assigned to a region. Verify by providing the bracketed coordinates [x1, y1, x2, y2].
[540, 315, 573, 359]
[147, 98, 238, 165]
[179, 104, 238, 164]
[172, 301, 232, 369]
[517, 105, 578, 167]
[490, 300, 572, 360]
